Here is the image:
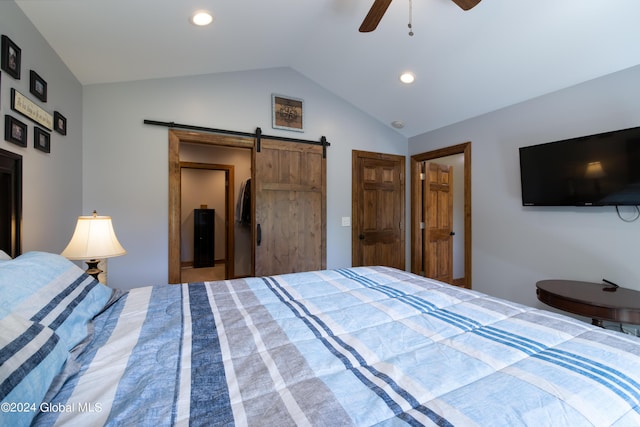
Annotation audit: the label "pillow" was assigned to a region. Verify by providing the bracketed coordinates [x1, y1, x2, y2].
[0, 314, 68, 427]
[0, 251, 114, 352]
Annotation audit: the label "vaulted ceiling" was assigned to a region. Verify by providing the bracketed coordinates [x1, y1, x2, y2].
[15, 0, 640, 137]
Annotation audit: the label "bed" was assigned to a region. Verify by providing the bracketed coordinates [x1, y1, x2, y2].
[2, 252, 640, 426]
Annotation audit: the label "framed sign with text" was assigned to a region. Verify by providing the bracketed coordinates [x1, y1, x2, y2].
[11, 88, 52, 130]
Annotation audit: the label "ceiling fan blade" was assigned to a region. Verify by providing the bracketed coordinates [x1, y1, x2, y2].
[359, 0, 393, 33]
[451, 0, 481, 11]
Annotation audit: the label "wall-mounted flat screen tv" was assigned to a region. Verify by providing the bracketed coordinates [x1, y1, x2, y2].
[519, 125, 640, 206]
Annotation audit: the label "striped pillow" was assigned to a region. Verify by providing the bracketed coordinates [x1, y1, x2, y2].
[0, 251, 114, 352]
[0, 314, 68, 427]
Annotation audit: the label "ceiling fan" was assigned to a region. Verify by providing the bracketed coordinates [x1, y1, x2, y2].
[359, 0, 481, 32]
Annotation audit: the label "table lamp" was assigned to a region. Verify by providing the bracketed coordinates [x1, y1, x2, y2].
[61, 210, 126, 284]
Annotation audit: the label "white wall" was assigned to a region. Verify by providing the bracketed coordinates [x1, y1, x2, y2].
[83, 68, 408, 289]
[410, 65, 640, 309]
[0, 2, 83, 254]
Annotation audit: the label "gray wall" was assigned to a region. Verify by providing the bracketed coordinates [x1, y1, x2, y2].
[410, 65, 640, 309]
[0, 2, 83, 254]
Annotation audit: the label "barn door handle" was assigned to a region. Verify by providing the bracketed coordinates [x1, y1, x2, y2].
[257, 224, 262, 246]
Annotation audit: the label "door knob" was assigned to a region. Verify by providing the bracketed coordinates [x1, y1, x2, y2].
[450, 231, 455, 236]
[359, 234, 365, 240]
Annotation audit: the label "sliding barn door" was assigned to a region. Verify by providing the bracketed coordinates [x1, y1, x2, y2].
[254, 139, 326, 276]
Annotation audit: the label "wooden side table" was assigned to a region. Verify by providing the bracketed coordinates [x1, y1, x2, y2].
[536, 279, 640, 326]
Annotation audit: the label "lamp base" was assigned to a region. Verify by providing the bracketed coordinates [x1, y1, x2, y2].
[85, 259, 102, 281]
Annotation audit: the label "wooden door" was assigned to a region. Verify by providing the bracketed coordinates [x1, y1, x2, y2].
[254, 139, 326, 276]
[423, 162, 454, 283]
[352, 150, 405, 269]
[0, 149, 22, 258]
[410, 143, 472, 288]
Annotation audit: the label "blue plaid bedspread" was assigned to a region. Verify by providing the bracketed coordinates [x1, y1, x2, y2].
[34, 267, 640, 426]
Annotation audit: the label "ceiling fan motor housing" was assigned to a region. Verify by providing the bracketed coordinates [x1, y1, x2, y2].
[359, 0, 481, 33]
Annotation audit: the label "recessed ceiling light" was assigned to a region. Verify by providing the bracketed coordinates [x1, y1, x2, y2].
[191, 10, 213, 26]
[400, 72, 415, 84]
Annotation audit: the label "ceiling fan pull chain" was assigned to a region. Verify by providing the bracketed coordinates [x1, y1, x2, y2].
[408, 0, 414, 36]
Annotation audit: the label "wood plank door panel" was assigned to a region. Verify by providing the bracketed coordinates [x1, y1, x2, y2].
[352, 150, 405, 269]
[255, 139, 326, 276]
[423, 162, 453, 283]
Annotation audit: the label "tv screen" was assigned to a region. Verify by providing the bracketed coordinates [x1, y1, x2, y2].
[519, 126, 640, 206]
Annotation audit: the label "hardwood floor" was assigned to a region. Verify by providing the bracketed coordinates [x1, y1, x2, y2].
[180, 264, 225, 283]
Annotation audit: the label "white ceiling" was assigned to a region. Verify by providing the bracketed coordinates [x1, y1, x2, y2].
[15, 0, 640, 138]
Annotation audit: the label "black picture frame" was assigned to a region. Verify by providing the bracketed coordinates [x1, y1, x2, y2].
[4, 115, 27, 147]
[11, 88, 53, 130]
[30, 70, 47, 102]
[54, 111, 67, 135]
[1, 35, 21, 80]
[34, 127, 50, 153]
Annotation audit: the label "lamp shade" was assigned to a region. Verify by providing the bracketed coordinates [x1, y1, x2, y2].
[61, 212, 126, 260]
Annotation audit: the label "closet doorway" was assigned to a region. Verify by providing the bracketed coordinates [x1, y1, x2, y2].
[411, 142, 472, 289]
[168, 130, 253, 284]
[180, 164, 233, 282]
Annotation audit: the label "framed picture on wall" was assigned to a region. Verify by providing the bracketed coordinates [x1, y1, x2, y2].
[1, 35, 21, 80]
[54, 111, 67, 135]
[30, 70, 47, 102]
[11, 88, 53, 130]
[34, 127, 50, 153]
[4, 115, 27, 147]
[272, 94, 304, 132]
